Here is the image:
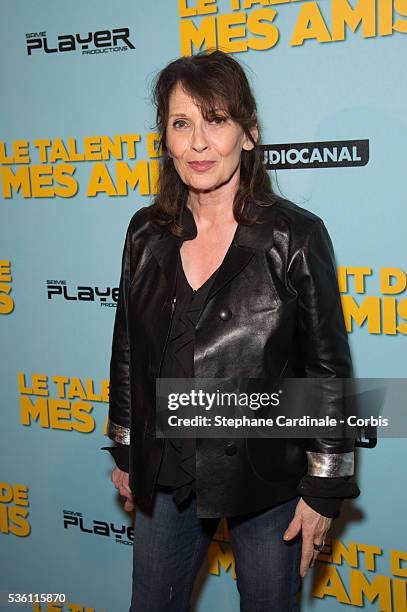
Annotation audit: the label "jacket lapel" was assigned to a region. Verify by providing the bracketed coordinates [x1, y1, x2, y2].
[200, 198, 267, 301]
[205, 243, 254, 302]
[147, 199, 268, 300]
[148, 234, 180, 297]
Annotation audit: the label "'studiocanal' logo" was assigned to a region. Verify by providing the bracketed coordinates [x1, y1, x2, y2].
[261, 139, 369, 169]
[26, 27, 135, 56]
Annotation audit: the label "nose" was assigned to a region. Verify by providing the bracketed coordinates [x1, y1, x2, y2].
[190, 123, 209, 153]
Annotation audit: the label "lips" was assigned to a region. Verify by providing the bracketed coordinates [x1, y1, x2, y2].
[187, 161, 216, 172]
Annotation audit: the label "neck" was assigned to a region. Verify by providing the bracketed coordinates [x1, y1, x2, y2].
[186, 165, 240, 227]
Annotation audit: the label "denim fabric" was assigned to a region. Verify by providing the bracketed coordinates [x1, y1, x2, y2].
[129, 487, 302, 611]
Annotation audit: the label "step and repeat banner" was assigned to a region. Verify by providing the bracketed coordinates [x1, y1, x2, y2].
[1, 1, 406, 611]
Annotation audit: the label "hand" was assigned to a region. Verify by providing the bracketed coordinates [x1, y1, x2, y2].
[283, 497, 332, 578]
[111, 467, 136, 512]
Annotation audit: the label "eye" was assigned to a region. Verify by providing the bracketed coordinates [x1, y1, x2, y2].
[208, 115, 227, 125]
[172, 119, 188, 128]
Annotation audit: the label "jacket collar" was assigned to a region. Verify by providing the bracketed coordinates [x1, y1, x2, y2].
[148, 198, 270, 301]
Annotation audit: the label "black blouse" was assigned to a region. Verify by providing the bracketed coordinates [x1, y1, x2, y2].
[103, 206, 360, 518]
[153, 252, 218, 505]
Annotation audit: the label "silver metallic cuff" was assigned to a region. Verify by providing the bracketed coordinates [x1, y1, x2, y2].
[107, 418, 130, 445]
[306, 451, 354, 477]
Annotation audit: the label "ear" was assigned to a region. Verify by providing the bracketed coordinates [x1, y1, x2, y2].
[242, 124, 259, 151]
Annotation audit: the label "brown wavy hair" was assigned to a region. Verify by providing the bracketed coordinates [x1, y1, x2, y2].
[149, 48, 275, 237]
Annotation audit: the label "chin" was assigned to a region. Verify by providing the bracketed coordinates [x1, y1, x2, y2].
[192, 184, 219, 194]
[186, 178, 219, 191]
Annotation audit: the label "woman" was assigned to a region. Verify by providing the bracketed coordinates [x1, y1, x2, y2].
[102, 49, 360, 611]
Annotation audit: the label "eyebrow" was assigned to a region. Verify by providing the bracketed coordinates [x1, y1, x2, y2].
[169, 109, 229, 118]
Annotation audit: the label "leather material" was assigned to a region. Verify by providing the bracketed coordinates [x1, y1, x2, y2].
[107, 193, 355, 517]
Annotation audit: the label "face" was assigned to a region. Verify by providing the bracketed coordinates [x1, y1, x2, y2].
[165, 82, 257, 193]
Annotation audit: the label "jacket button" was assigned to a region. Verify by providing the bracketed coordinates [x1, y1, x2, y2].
[219, 307, 232, 321]
[225, 442, 237, 456]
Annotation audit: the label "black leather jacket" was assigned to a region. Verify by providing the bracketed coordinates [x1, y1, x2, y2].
[106, 194, 357, 517]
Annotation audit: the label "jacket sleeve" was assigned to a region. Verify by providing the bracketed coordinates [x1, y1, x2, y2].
[105, 220, 133, 446]
[288, 218, 359, 502]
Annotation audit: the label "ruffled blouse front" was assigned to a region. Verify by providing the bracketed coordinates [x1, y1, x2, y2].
[156, 253, 219, 505]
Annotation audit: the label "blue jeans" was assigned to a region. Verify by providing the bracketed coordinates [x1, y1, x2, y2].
[130, 487, 302, 612]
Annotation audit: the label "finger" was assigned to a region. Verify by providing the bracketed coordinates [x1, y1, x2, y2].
[120, 480, 132, 495]
[114, 471, 128, 490]
[300, 531, 315, 577]
[113, 477, 123, 491]
[111, 468, 122, 488]
[123, 497, 135, 512]
[300, 546, 315, 577]
[283, 516, 302, 541]
[118, 484, 132, 499]
[117, 479, 131, 494]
